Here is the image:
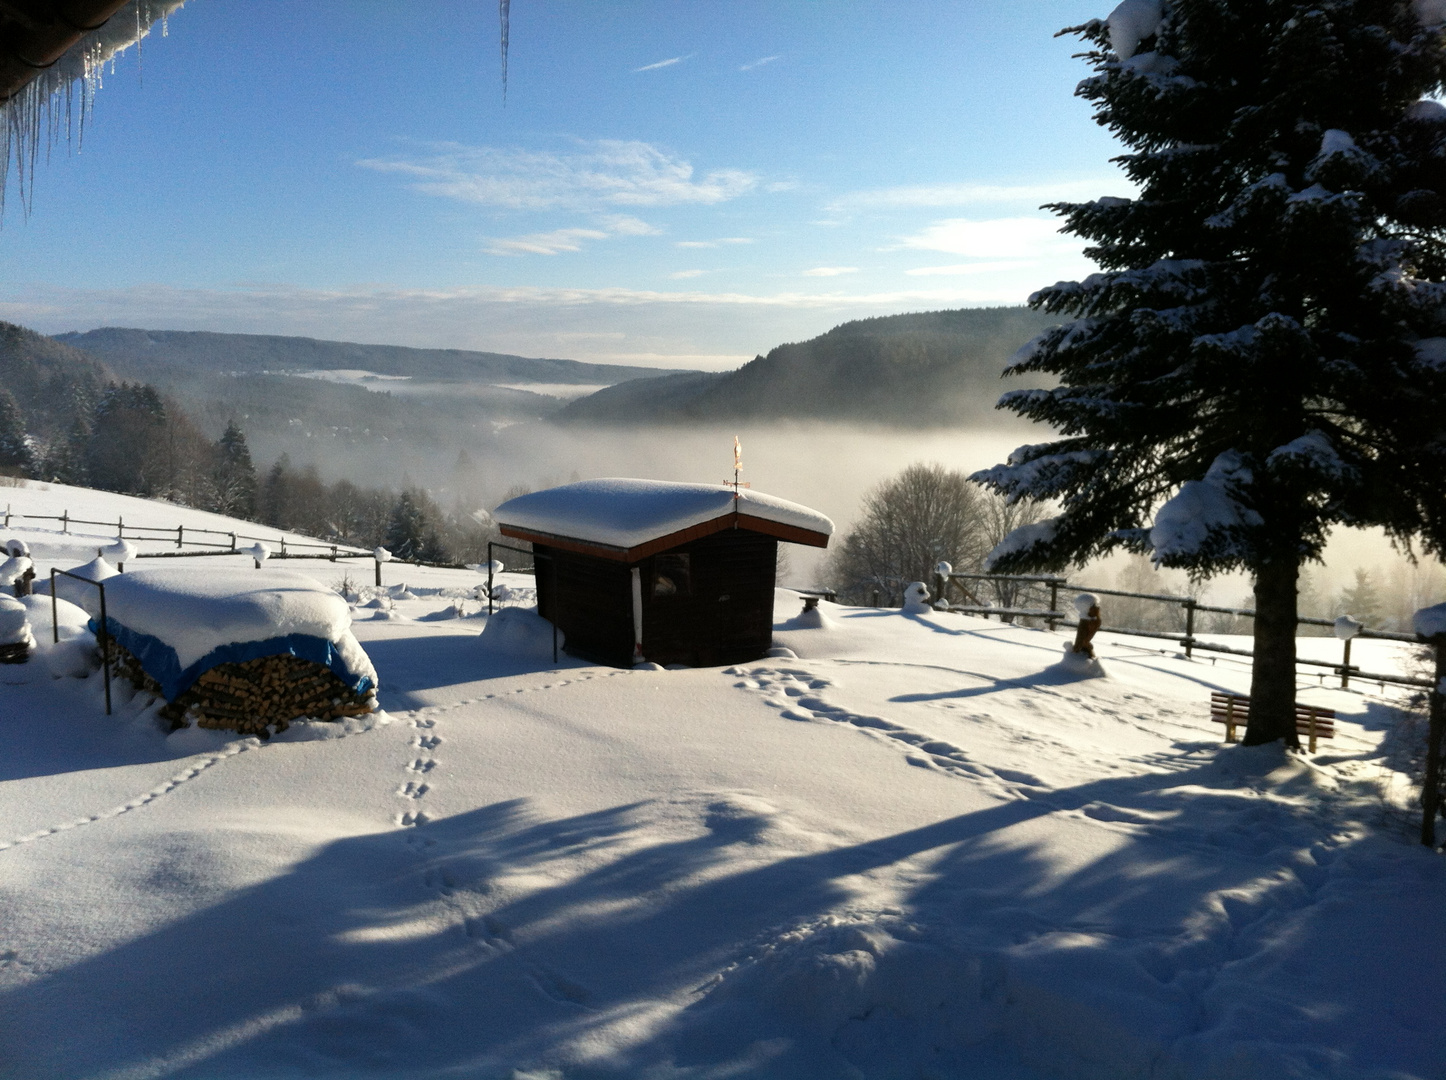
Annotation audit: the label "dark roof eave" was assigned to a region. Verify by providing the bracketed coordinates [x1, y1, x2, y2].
[498, 510, 829, 563]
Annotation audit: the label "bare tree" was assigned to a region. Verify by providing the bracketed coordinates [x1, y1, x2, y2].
[827, 463, 989, 606]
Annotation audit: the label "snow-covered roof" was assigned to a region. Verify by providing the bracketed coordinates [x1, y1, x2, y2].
[91, 567, 358, 670]
[494, 479, 832, 560]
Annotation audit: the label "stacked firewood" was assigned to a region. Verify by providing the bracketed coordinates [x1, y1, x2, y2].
[111, 644, 375, 738]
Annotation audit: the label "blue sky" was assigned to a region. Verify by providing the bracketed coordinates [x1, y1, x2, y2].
[0, 1, 1126, 368]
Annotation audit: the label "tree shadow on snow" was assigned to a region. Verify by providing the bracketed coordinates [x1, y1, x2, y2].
[5, 739, 1433, 1080]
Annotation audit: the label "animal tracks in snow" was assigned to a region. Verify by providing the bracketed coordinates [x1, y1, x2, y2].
[0, 738, 260, 853]
[726, 666, 1050, 800]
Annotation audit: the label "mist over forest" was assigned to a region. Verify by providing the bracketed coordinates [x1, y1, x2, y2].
[3, 307, 1432, 625]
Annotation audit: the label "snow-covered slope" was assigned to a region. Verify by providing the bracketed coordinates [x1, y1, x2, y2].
[0, 484, 1441, 1080]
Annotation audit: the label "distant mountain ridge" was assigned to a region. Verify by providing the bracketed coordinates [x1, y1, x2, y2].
[52, 328, 688, 386]
[558, 307, 1056, 427]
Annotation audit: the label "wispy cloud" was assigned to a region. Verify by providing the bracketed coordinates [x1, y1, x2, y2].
[802, 266, 859, 277]
[740, 55, 780, 71]
[905, 260, 1033, 276]
[484, 214, 662, 256]
[827, 178, 1129, 214]
[597, 214, 662, 236]
[484, 228, 609, 256]
[670, 269, 708, 279]
[634, 54, 692, 72]
[359, 140, 756, 211]
[675, 237, 754, 249]
[896, 217, 1078, 258]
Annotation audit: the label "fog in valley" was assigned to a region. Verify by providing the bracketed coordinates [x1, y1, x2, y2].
[267, 407, 1442, 629]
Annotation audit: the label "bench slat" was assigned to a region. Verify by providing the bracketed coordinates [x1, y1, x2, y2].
[1207, 694, 1335, 750]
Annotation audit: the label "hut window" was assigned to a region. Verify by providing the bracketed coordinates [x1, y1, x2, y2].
[652, 553, 692, 598]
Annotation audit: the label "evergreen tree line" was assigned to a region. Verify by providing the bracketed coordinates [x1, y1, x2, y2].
[0, 376, 259, 517]
[255, 455, 502, 565]
[0, 376, 502, 565]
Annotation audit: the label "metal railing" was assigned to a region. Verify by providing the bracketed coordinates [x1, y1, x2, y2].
[486, 540, 556, 662]
[49, 568, 111, 715]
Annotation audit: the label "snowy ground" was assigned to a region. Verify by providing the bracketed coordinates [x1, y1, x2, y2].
[0, 486, 1443, 1080]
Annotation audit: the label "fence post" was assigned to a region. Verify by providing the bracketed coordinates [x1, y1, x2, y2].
[50, 568, 58, 643]
[1422, 639, 1444, 847]
[176, 525, 184, 549]
[872, 589, 881, 609]
[3, 503, 8, 527]
[280, 538, 287, 558]
[1341, 636, 1353, 689]
[1048, 580, 1059, 631]
[117, 516, 123, 538]
[330, 545, 337, 562]
[1184, 598, 1196, 659]
[61, 509, 68, 534]
[230, 532, 236, 552]
[486, 542, 494, 614]
[97, 581, 112, 716]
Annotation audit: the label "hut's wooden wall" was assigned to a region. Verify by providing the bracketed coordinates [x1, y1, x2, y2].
[641, 531, 777, 667]
[535, 543, 635, 668]
[536, 530, 779, 668]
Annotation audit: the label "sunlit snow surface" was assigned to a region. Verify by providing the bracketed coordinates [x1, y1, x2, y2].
[0, 489, 1443, 1079]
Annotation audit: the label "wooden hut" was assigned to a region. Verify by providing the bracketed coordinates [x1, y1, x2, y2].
[494, 479, 832, 668]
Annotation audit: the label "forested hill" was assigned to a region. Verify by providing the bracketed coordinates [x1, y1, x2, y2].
[51, 328, 686, 385]
[558, 306, 1055, 427]
[0, 322, 112, 441]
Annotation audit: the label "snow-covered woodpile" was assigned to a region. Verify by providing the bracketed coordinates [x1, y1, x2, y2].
[113, 645, 373, 737]
[74, 565, 378, 736]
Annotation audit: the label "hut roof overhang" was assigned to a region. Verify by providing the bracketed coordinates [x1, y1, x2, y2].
[494, 478, 833, 562]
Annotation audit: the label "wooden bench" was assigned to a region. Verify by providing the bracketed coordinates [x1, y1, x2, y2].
[1210, 692, 1336, 752]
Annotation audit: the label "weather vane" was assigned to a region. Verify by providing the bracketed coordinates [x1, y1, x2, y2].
[729, 436, 750, 497]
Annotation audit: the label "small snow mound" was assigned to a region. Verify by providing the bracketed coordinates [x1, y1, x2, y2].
[1414, 0, 1446, 26]
[1334, 615, 1363, 640]
[781, 603, 836, 631]
[1407, 98, 1446, 122]
[901, 582, 931, 615]
[100, 538, 137, 565]
[1413, 602, 1446, 639]
[1107, 0, 1161, 59]
[1073, 592, 1099, 617]
[766, 646, 799, 659]
[478, 605, 563, 660]
[41, 635, 97, 678]
[0, 596, 33, 647]
[0, 554, 32, 587]
[373, 546, 393, 563]
[1053, 643, 1107, 680]
[249, 542, 271, 564]
[4, 537, 30, 557]
[634, 661, 665, 671]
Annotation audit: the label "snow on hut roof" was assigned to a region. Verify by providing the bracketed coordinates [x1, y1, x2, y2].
[93, 567, 357, 670]
[494, 479, 833, 560]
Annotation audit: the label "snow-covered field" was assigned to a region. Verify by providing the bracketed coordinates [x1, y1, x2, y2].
[0, 484, 1442, 1080]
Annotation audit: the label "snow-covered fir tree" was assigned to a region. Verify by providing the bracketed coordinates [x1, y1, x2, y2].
[0, 388, 33, 476]
[974, 0, 1446, 745]
[210, 420, 257, 519]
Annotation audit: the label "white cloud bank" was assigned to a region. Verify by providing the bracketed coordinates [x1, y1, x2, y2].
[359, 139, 757, 211]
[3, 281, 1040, 370]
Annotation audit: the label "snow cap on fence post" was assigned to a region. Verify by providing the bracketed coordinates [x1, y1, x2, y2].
[250, 542, 271, 569]
[1334, 615, 1364, 640]
[100, 538, 137, 572]
[374, 546, 392, 588]
[1074, 592, 1100, 618]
